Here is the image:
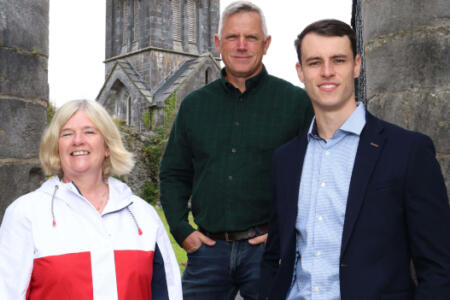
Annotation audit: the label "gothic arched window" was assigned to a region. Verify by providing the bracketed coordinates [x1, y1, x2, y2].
[122, 0, 129, 46]
[186, 0, 197, 46]
[172, 0, 182, 43]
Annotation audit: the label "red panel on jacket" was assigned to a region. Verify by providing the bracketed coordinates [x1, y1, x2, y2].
[27, 252, 93, 300]
[114, 250, 154, 300]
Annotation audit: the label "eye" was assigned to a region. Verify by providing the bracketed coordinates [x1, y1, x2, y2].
[60, 131, 72, 137]
[85, 130, 96, 135]
[246, 35, 258, 41]
[308, 61, 320, 67]
[225, 34, 238, 41]
[334, 58, 346, 64]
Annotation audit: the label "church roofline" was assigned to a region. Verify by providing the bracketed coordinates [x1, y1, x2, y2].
[104, 45, 221, 64]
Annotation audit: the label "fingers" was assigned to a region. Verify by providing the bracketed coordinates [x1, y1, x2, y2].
[199, 233, 216, 246]
[248, 233, 268, 245]
[181, 231, 216, 253]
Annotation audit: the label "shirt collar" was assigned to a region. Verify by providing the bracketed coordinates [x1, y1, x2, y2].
[220, 65, 268, 94]
[308, 102, 366, 141]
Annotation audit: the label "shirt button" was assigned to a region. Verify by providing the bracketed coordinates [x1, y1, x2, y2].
[234, 121, 240, 126]
[313, 286, 319, 292]
[325, 151, 330, 156]
[228, 175, 233, 180]
[321, 182, 326, 188]
[316, 251, 321, 257]
[318, 216, 323, 221]
[231, 148, 236, 153]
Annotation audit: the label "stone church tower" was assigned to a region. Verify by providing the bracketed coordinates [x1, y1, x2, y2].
[97, 0, 221, 132]
[96, 0, 221, 195]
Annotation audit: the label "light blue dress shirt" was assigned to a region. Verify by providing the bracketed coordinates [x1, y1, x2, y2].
[287, 103, 366, 300]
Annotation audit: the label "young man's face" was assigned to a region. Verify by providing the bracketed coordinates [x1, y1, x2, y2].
[215, 11, 271, 83]
[296, 33, 361, 113]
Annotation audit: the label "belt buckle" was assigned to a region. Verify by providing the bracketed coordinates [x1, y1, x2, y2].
[225, 232, 231, 242]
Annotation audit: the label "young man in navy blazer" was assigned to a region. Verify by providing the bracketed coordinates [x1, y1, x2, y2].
[259, 19, 450, 300]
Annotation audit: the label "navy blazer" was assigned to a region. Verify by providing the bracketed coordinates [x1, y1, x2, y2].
[259, 112, 450, 300]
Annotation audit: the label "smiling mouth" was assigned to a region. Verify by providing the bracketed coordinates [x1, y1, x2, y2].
[319, 83, 339, 91]
[71, 151, 89, 156]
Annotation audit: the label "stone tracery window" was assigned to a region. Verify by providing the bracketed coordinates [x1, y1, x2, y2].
[172, 0, 182, 49]
[186, 0, 197, 46]
[122, 0, 128, 46]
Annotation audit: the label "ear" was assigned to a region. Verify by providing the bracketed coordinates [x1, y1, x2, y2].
[296, 62, 305, 84]
[353, 54, 362, 79]
[214, 34, 222, 55]
[262, 35, 272, 55]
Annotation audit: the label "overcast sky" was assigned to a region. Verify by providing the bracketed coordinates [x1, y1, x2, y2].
[49, 0, 352, 107]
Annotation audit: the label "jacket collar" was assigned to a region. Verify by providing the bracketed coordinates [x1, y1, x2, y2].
[41, 176, 133, 215]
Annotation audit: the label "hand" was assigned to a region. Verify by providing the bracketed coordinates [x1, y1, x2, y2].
[248, 233, 268, 245]
[181, 230, 216, 253]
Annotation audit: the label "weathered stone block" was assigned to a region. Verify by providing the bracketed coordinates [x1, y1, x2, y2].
[367, 89, 449, 153]
[436, 156, 450, 203]
[0, 48, 48, 99]
[0, 162, 44, 222]
[365, 32, 449, 99]
[362, 0, 449, 41]
[0, 0, 48, 55]
[0, 99, 47, 159]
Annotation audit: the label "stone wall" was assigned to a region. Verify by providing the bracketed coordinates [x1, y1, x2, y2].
[356, 0, 449, 199]
[0, 0, 48, 220]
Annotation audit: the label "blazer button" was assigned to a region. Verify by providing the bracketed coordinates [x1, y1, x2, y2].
[279, 259, 282, 265]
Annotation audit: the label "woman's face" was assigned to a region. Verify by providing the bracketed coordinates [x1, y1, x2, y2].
[58, 110, 108, 181]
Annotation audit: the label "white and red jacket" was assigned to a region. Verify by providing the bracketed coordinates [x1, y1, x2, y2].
[0, 176, 182, 300]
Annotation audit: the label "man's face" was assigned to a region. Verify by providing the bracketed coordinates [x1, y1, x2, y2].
[215, 11, 271, 83]
[296, 33, 361, 113]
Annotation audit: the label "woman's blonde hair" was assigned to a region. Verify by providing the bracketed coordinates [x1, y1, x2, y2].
[40, 99, 134, 178]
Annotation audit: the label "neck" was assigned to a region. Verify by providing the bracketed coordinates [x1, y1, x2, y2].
[314, 101, 358, 141]
[62, 172, 109, 213]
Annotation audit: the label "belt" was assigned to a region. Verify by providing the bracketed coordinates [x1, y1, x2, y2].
[199, 224, 268, 242]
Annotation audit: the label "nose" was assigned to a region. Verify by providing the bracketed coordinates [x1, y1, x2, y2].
[72, 131, 84, 145]
[237, 36, 247, 50]
[321, 61, 335, 78]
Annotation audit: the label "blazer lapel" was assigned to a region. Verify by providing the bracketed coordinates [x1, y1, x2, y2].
[341, 112, 385, 256]
[284, 133, 309, 240]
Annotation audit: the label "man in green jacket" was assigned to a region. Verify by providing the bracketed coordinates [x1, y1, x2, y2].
[159, 1, 313, 299]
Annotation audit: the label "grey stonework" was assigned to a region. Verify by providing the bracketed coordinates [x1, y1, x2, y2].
[353, 0, 450, 199]
[98, 1, 221, 197]
[0, 0, 48, 221]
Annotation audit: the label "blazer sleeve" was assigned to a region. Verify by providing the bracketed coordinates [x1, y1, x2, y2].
[258, 155, 282, 299]
[151, 208, 183, 300]
[0, 199, 35, 300]
[405, 133, 450, 299]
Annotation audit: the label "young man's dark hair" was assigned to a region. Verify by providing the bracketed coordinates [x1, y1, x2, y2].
[294, 19, 357, 64]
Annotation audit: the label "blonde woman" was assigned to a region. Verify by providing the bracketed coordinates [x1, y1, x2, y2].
[0, 100, 182, 300]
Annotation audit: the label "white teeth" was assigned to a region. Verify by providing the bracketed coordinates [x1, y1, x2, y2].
[72, 151, 89, 156]
[321, 84, 336, 89]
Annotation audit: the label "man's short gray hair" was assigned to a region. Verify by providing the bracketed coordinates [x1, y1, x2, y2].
[218, 1, 268, 40]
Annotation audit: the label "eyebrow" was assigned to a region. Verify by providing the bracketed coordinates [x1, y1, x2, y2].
[60, 126, 97, 132]
[304, 54, 349, 63]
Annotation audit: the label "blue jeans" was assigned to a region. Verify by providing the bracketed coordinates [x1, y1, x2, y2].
[182, 239, 265, 300]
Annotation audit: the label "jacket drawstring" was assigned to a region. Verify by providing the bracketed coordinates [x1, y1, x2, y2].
[51, 183, 142, 236]
[51, 185, 59, 227]
[127, 206, 143, 235]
